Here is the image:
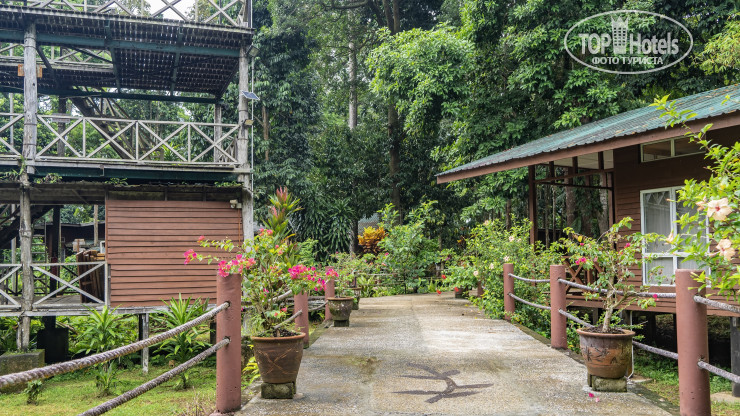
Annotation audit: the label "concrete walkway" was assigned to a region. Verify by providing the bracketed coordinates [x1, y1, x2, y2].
[241, 292, 674, 416]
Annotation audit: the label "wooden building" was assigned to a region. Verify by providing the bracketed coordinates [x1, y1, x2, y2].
[437, 84, 740, 315]
[0, 0, 256, 351]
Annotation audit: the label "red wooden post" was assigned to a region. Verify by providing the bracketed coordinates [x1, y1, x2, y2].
[549, 265, 567, 349]
[676, 269, 711, 416]
[325, 279, 335, 321]
[477, 280, 484, 297]
[503, 263, 514, 321]
[294, 292, 309, 347]
[215, 273, 242, 414]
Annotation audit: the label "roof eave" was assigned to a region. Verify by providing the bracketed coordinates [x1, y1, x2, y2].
[436, 110, 740, 184]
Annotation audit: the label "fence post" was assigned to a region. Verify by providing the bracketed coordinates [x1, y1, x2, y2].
[215, 273, 242, 414]
[549, 265, 567, 349]
[325, 279, 335, 321]
[477, 279, 484, 297]
[294, 292, 309, 347]
[503, 263, 514, 321]
[676, 268, 711, 416]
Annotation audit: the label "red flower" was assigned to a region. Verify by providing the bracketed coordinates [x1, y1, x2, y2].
[442, 274, 447, 279]
[436, 290, 441, 295]
[454, 287, 459, 292]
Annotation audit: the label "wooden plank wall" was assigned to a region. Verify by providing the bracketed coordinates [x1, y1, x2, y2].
[106, 200, 243, 307]
[566, 124, 740, 316]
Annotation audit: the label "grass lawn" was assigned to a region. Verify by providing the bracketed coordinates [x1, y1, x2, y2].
[634, 350, 740, 416]
[0, 362, 218, 416]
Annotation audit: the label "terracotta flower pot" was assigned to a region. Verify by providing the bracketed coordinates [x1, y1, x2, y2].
[327, 297, 353, 327]
[576, 328, 634, 379]
[251, 333, 305, 384]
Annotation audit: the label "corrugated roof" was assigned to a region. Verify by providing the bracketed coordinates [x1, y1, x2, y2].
[437, 84, 740, 179]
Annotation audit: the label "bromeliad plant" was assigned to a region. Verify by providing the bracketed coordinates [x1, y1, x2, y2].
[186, 188, 325, 337]
[558, 217, 662, 333]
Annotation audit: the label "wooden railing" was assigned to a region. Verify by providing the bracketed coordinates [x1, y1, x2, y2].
[0, 112, 239, 168]
[1, 0, 247, 27]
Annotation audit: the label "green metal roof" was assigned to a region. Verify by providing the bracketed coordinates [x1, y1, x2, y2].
[437, 84, 740, 180]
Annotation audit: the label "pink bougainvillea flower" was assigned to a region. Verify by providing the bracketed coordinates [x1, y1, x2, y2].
[653, 294, 658, 300]
[198, 235, 205, 242]
[624, 243, 631, 248]
[595, 397, 600, 403]
[588, 392, 594, 398]
[707, 198, 733, 221]
[715, 239, 736, 261]
[575, 257, 587, 265]
[281, 307, 287, 313]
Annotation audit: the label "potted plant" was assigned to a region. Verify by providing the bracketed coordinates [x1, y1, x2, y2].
[325, 267, 355, 327]
[186, 188, 324, 394]
[558, 217, 661, 381]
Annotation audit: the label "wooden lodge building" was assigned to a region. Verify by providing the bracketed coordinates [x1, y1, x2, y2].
[0, 0, 256, 351]
[437, 84, 740, 317]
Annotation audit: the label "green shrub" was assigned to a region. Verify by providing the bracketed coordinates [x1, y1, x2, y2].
[155, 296, 209, 389]
[24, 379, 44, 404]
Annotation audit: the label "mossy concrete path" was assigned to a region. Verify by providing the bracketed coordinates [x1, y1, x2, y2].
[240, 292, 674, 416]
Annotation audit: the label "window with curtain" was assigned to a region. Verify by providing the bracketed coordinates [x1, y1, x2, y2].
[640, 187, 705, 285]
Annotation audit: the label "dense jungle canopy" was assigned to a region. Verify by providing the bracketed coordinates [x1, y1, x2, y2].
[42, 0, 736, 253]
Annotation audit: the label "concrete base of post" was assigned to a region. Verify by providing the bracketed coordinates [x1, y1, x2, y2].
[261, 382, 296, 399]
[588, 374, 627, 392]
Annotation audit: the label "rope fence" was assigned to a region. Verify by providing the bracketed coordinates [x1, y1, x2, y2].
[693, 295, 740, 315]
[633, 340, 678, 361]
[508, 292, 550, 311]
[557, 309, 592, 328]
[508, 273, 549, 284]
[78, 338, 230, 416]
[0, 302, 229, 389]
[557, 279, 677, 298]
[309, 301, 327, 312]
[274, 310, 302, 330]
[698, 361, 740, 385]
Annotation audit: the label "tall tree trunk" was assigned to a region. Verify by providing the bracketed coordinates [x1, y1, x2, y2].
[389, 105, 402, 214]
[348, 39, 357, 130]
[262, 105, 269, 161]
[598, 173, 609, 235]
[565, 185, 575, 229]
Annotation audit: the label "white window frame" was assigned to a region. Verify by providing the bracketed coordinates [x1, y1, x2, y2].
[639, 186, 706, 286]
[640, 136, 704, 163]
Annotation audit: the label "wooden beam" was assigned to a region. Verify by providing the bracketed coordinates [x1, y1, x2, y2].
[528, 165, 537, 245]
[0, 86, 221, 104]
[534, 167, 614, 184]
[104, 22, 121, 91]
[169, 24, 185, 93]
[536, 181, 613, 191]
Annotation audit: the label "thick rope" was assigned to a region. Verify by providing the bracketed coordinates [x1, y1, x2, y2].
[509, 273, 549, 284]
[557, 279, 676, 298]
[558, 309, 594, 328]
[632, 340, 678, 361]
[693, 296, 740, 315]
[273, 310, 302, 330]
[309, 301, 327, 312]
[78, 338, 230, 416]
[0, 302, 229, 388]
[508, 293, 551, 311]
[698, 360, 740, 384]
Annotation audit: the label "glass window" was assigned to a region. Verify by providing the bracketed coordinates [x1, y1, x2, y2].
[642, 141, 672, 161]
[641, 137, 704, 162]
[673, 137, 703, 157]
[640, 187, 708, 285]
